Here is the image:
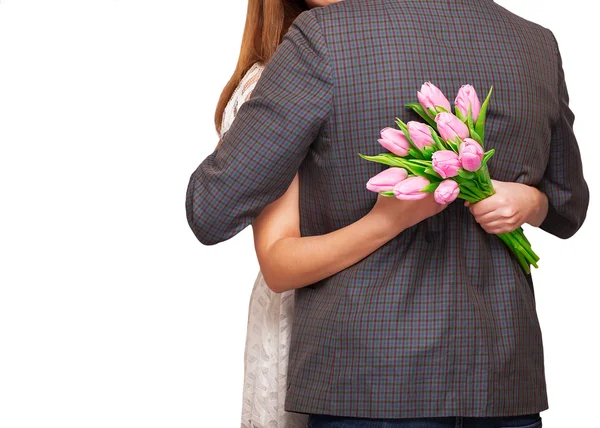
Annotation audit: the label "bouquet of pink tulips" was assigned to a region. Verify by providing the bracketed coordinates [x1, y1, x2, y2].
[359, 82, 539, 274]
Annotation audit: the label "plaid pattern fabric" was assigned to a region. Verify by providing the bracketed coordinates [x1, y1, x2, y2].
[186, 0, 589, 418]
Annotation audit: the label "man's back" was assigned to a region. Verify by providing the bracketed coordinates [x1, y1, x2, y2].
[301, 0, 559, 236]
[186, 0, 588, 418]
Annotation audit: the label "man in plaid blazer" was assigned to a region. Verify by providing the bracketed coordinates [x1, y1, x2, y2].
[186, 0, 588, 426]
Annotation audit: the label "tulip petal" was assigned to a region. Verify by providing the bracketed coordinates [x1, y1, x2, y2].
[394, 192, 429, 201]
[434, 179, 460, 204]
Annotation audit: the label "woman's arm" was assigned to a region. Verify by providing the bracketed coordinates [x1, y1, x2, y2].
[252, 172, 445, 293]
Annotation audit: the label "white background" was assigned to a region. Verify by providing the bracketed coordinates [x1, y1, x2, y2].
[0, 0, 597, 427]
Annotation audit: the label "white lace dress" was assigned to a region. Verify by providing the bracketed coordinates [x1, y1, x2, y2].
[219, 62, 309, 428]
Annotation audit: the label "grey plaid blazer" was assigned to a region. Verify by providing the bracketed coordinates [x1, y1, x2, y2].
[186, 0, 589, 418]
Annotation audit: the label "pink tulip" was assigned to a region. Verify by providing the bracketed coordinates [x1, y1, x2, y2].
[393, 176, 430, 200]
[455, 84, 481, 122]
[366, 167, 409, 193]
[378, 127, 410, 157]
[407, 121, 434, 150]
[417, 82, 452, 114]
[459, 138, 484, 172]
[434, 179, 460, 204]
[432, 150, 461, 178]
[435, 112, 470, 142]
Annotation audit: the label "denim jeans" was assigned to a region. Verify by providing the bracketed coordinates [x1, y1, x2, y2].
[307, 413, 542, 428]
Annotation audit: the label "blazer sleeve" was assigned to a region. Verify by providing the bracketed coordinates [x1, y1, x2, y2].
[186, 11, 333, 245]
[537, 36, 589, 239]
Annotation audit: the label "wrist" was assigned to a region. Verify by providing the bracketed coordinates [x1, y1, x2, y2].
[526, 187, 549, 227]
[366, 206, 408, 239]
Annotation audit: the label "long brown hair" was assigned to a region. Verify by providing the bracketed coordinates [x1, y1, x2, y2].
[214, 0, 307, 135]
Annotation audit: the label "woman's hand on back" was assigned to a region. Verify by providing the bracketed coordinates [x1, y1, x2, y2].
[369, 192, 448, 236]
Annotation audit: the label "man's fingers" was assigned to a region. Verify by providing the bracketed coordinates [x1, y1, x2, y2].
[474, 211, 502, 225]
[485, 226, 514, 235]
[480, 219, 519, 235]
[480, 221, 505, 234]
[469, 198, 496, 216]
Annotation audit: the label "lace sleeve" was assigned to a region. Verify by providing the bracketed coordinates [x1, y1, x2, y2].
[219, 62, 265, 139]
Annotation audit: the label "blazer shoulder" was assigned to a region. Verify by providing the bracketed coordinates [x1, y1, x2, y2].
[311, 0, 388, 43]
[491, 2, 556, 41]
[314, 0, 387, 22]
[491, 3, 559, 67]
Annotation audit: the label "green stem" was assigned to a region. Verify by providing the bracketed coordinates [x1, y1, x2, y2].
[458, 187, 480, 201]
[509, 233, 536, 266]
[459, 183, 488, 202]
[509, 228, 538, 263]
[498, 233, 531, 274]
[517, 227, 532, 247]
[511, 229, 539, 265]
[458, 193, 479, 204]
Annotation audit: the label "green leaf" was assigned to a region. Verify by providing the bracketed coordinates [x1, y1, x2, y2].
[466, 104, 483, 145]
[428, 124, 442, 139]
[358, 152, 405, 167]
[458, 193, 479, 204]
[476, 163, 492, 180]
[408, 148, 424, 159]
[407, 164, 427, 175]
[435, 106, 448, 114]
[446, 138, 459, 153]
[399, 162, 431, 177]
[408, 159, 432, 166]
[421, 182, 441, 193]
[369, 154, 423, 176]
[475, 86, 493, 146]
[455, 107, 466, 122]
[454, 175, 474, 186]
[405, 103, 437, 129]
[395, 118, 409, 134]
[456, 179, 480, 192]
[379, 191, 396, 197]
[421, 146, 434, 160]
[427, 107, 438, 118]
[458, 169, 475, 180]
[430, 128, 446, 150]
[424, 167, 440, 178]
[470, 128, 483, 145]
[395, 119, 425, 152]
[480, 149, 495, 167]
[457, 184, 481, 201]
[474, 166, 494, 195]
[373, 156, 434, 179]
[467, 104, 475, 135]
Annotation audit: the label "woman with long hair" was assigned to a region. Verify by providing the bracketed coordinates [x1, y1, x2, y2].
[215, 1, 447, 427]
